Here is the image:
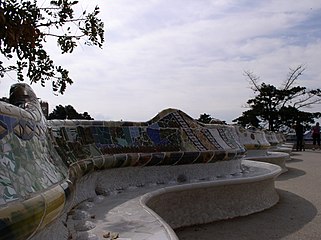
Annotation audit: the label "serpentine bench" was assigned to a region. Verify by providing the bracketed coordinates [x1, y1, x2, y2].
[264, 131, 293, 156]
[235, 126, 289, 173]
[0, 83, 281, 240]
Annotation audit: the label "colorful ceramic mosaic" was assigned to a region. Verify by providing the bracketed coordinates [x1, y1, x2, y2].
[0, 84, 246, 240]
[48, 109, 246, 166]
[234, 125, 271, 150]
[264, 131, 280, 146]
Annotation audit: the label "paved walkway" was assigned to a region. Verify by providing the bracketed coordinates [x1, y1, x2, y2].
[176, 150, 321, 240]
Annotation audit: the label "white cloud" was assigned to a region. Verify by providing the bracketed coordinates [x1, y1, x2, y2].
[1, 0, 321, 123]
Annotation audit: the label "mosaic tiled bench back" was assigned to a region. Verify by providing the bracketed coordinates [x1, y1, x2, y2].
[234, 125, 271, 151]
[48, 108, 246, 166]
[0, 84, 246, 240]
[264, 131, 280, 146]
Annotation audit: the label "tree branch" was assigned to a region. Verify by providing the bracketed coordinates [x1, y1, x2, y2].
[283, 65, 305, 90]
[43, 32, 85, 39]
[293, 94, 321, 109]
[36, 18, 86, 28]
[244, 70, 261, 92]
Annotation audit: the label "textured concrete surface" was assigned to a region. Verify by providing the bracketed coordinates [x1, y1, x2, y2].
[244, 151, 289, 173]
[65, 160, 280, 240]
[176, 150, 321, 240]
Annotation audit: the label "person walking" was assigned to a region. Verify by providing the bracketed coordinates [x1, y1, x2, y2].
[311, 122, 320, 150]
[295, 121, 304, 151]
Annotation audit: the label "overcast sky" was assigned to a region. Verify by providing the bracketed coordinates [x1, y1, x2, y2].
[1, 0, 321, 123]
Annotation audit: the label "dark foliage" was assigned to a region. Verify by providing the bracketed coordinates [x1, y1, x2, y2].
[233, 65, 321, 131]
[0, 0, 104, 94]
[198, 113, 212, 124]
[47, 104, 93, 120]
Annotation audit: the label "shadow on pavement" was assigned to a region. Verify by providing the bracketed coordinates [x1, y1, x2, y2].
[276, 167, 306, 181]
[176, 189, 317, 240]
[287, 157, 303, 163]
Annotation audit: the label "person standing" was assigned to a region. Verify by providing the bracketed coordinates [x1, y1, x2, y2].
[311, 122, 320, 150]
[295, 121, 304, 151]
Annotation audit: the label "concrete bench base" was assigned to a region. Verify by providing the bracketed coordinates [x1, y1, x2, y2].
[244, 151, 289, 173]
[33, 160, 281, 240]
[268, 146, 293, 156]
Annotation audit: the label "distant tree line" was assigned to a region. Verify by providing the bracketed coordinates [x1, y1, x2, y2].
[0, 95, 93, 120]
[47, 105, 93, 120]
[197, 113, 226, 124]
[198, 113, 212, 124]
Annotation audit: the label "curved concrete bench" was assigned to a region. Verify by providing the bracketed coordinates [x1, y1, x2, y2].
[56, 160, 280, 240]
[0, 84, 281, 240]
[145, 160, 280, 232]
